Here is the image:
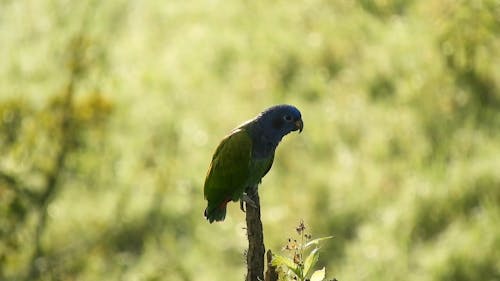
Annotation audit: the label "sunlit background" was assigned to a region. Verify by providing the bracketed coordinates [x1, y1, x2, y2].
[1, 0, 499, 280]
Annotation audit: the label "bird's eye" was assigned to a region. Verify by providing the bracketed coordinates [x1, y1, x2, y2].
[283, 115, 293, 122]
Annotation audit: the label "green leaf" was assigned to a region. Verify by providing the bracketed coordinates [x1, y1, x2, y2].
[303, 247, 319, 277]
[304, 236, 333, 249]
[271, 253, 301, 277]
[310, 267, 326, 281]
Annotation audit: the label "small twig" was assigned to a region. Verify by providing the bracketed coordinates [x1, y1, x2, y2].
[245, 186, 265, 281]
[0, 170, 39, 201]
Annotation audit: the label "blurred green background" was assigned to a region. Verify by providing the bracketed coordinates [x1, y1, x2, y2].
[1, 0, 499, 280]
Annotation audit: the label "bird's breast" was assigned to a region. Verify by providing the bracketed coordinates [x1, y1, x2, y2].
[246, 156, 273, 187]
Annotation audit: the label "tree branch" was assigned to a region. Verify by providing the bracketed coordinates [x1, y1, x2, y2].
[245, 187, 265, 281]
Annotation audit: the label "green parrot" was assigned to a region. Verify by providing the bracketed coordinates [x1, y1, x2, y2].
[203, 104, 303, 223]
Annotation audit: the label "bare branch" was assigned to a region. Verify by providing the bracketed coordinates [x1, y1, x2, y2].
[245, 187, 265, 281]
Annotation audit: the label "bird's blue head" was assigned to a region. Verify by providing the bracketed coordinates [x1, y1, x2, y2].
[256, 104, 303, 143]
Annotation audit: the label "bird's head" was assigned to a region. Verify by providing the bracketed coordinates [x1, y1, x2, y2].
[257, 104, 303, 141]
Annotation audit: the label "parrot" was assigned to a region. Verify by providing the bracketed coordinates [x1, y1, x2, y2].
[203, 104, 303, 223]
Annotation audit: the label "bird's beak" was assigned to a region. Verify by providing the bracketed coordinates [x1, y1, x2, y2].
[295, 119, 303, 133]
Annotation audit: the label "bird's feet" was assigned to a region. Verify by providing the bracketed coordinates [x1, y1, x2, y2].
[240, 193, 257, 212]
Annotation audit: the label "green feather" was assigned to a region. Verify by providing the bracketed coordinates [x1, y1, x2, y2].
[203, 127, 273, 223]
[204, 128, 252, 222]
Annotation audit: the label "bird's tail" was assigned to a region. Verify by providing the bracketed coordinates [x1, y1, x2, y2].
[204, 201, 228, 223]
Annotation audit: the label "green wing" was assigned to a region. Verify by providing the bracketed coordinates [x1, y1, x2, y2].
[204, 128, 253, 210]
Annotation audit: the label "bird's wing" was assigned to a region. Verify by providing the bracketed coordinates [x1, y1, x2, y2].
[204, 128, 253, 204]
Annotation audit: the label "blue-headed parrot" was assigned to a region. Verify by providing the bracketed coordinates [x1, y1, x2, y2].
[203, 104, 303, 223]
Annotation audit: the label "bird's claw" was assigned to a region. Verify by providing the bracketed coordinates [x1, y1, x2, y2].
[240, 192, 257, 212]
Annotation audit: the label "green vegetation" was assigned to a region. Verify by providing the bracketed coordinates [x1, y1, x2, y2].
[272, 221, 334, 281]
[1, 0, 499, 280]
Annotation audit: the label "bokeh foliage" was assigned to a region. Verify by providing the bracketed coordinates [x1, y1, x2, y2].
[1, 0, 499, 280]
